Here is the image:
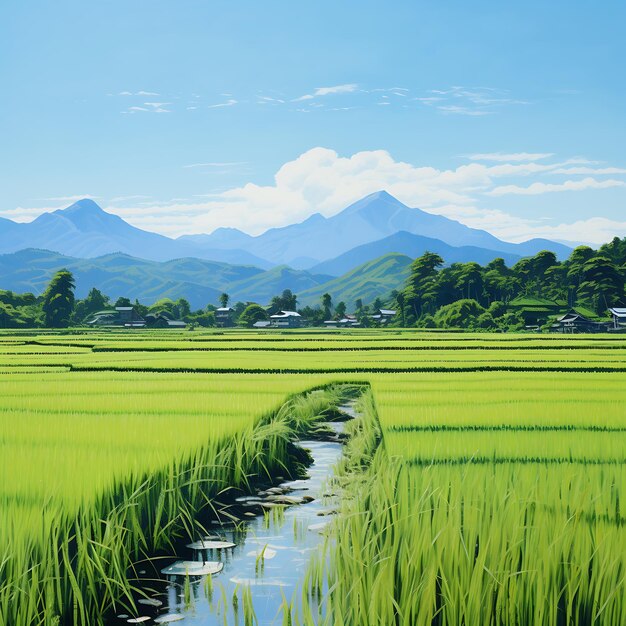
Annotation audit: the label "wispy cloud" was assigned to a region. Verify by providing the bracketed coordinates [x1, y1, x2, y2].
[488, 177, 626, 196]
[125, 102, 171, 114]
[183, 162, 248, 169]
[548, 166, 626, 175]
[207, 99, 238, 108]
[293, 83, 358, 102]
[468, 152, 554, 162]
[36, 194, 99, 203]
[417, 86, 528, 116]
[118, 90, 160, 96]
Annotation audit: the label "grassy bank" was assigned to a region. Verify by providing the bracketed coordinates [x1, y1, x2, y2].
[0, 371, 351, 625]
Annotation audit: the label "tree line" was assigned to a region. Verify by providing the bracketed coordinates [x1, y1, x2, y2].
[2, 237, 626, 329]
[391, 238, 626, 330]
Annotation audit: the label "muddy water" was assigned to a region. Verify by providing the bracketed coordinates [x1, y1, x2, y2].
[113, 409, 353, 625]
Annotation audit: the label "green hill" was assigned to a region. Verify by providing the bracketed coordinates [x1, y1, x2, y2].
[298, 253, 412, 307]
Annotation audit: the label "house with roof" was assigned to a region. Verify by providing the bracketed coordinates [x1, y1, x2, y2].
[369, 308, 396, 325]
[550, 309, 611, 334]
[608, 307, 626, 330]
[324, 314, 360, 328]
[253, 320, 272, 329]
[269, 310, 302, 328]
[87, 305, 145, 327]
[215, 307, 235, 327]
[508, 297, 566, 327]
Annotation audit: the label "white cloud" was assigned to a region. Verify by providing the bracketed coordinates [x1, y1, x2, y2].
[183, 162, 248, 169]
[8, 148, 626, 245]
[438, 105, 491, 116]
[207, 99, 238, 108]
[416, 86, 528, 116]
[293, 83, 358, 102]
[548, 166, 626, 175]
[489, 177, 626, 196]
[468, 152, 554, 162]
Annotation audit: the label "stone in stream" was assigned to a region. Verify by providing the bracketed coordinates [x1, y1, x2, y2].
[161, 560, 223, 576]
[137, 598, 163, 607]
[265, 495, 306, 505]
[186, 539, 235, 550]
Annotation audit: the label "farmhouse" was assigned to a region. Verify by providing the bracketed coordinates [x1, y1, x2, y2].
[215, 307, 235, 327]
[87, 305, 145, 327]
[608, 307, 626, 330]
[508, 297, 565, 327]
[369, 308, 396, 325]
[550, 310, 611, 334]
[269, 310, 302, 328]
[324, 315, 360, 328]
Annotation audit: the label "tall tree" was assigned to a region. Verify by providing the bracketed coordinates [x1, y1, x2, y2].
[335, 301, 347, 319]
[403, 252, 444, 321]
[321, 293, 332, 320]
[280, 289, 297, 311]
[219, 293, 230, 308]
[42, 269, 75, 327]
[577, 256, 625, 314]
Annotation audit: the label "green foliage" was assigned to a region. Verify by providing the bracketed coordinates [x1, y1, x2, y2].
[434, 298, 486, 328]
[42, 269, 75, 327]
[238, 303, 268, 327]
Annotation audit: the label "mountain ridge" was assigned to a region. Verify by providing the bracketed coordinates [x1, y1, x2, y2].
[0, 193, 572, 269]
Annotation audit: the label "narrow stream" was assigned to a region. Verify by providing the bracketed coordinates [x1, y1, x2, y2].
[111, 404, 355, 625]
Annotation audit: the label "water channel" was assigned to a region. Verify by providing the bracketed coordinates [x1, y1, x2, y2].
[111, 405, 355, 625]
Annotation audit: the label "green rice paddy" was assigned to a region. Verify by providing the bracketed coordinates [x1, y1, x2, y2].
[1, 329, 625, 624]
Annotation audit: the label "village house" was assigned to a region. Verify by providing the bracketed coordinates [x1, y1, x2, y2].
[269, 310, 302, 328]
[215, 306, 235, 327]
[369, 308, 396, 325]
[324, 314, 360, 328]
[550, 310, 611, 334]
[608, 307, 626, 330]
[87, 305, 145, 327]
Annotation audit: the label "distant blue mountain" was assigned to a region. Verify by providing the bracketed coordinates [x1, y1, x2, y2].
[0, 193, 572, 271]
[179, 190, 572, 267]
[311, 231, 524, 276]
[0, 199, 272, 267]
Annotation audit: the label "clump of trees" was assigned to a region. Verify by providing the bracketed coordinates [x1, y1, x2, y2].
[391, 241, 626, 330]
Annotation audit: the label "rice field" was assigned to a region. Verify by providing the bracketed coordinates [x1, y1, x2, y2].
[1, 329, 625, 624]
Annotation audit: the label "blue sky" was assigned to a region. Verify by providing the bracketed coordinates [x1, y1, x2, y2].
[1, 1, 625, 243]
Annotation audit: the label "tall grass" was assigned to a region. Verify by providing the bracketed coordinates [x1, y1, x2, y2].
[0, 370, 344, 625]
[308, 373, 626, 626]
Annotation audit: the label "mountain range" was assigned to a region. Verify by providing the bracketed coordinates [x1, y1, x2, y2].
[0, 192, 571, 272]
[0, 248, 402, 309]
[0, 191, 575, 307]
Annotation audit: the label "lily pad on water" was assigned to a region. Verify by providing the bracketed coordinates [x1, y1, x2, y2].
[186, 540, 235, 550]
[246, 547, 277, 559]
[154, 615, 185, 623]
[161, 560, 224, 576]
